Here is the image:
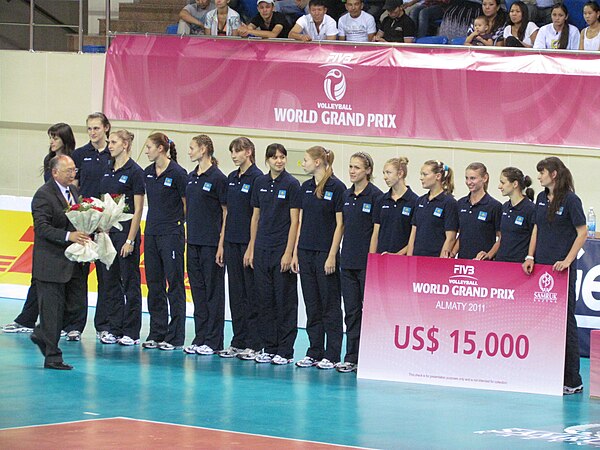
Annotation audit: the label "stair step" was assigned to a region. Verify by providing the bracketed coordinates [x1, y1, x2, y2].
[137, 0, 189, 5]
[119, 5, 183, 21]
[99, 18, 177, 34]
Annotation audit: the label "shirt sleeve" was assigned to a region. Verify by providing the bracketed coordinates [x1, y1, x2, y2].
[567, 193, 586, 228]
[132, 166, 146, 196]
[444, 197, 459, 232]
[367, 15, 377, 34]
[176, 166, 188, 199]
[289, 180, 302, 210]
[217, 174, 228, 205]
[404, 16, 416, 38]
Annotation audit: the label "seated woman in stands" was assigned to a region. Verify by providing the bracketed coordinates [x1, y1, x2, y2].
[205, 0, 242, 36]
[579, 1, 600, 50]
[464, 0, 506, 45]
[503, 1, 539, 47]
[533, 3, 580, 49]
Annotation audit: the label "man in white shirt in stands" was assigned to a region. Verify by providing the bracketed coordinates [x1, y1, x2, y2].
[338, 0, 376, 42]
[289, 0, 338, 41]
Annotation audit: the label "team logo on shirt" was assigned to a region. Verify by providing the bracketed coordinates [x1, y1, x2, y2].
[241, 184, 250, 193]
[203, 182, 212, 191]
[278, 190, 287, 199]
[324, 191, 333, 201]
[119, 175, 128, 184]
[362, 203, 371, 213]
[433, 207, 443, 217]
[557, 206, 564, 215]
[402, 206, 412, 216]
[478, 211, 488, 221]
[514, 215, 524, 226]
[164, 177, 173, 187]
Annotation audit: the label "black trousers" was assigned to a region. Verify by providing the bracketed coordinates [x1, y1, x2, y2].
[565, 269, 582, 388]
[297, 249, 343, 362]
[102, 232, 142, 340]
[15, 279, 39, 328]
[254, 246, 298, 359]
[224, 242, 260, 350]
[187, 244, 225, 351]
[340, 268, 366, 364]
[144, 232, 186, 346]
[34, 263, 87, 364]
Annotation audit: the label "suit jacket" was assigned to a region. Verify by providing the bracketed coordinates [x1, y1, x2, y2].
[31, 180, 79, 283]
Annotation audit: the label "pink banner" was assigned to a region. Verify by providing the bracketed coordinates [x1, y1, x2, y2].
[358, 255, 568, 396]
[104, 35, 600, 148]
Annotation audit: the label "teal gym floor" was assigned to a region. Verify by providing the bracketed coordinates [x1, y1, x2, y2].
[0, 297, 599, 449]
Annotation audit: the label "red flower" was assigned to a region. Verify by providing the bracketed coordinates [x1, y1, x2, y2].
[92, 206, 104, 212]
[69, 204, 81, 211]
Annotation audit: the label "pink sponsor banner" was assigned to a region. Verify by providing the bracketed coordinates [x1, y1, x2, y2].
[358, 255, 568, 396]
[104, 35, 600, 148]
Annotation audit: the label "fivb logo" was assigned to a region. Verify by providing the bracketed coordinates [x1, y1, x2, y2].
[534, 272, 558, 302]
[321, 53, 357, 103]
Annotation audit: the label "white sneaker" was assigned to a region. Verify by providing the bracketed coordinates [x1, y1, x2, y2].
[66, 330, 81, 341]
[142, 340, 158, 349]
[184, 344, 201, 354]
[118, 336, 139, 346]
[158, 341, 180, 351]
[2, 322, 33, 333]
[254, 351, 274, 363]
[336, 362, 357, 373]
[271, 355, 293, 365]
[218, 346, 242, 358]
[196, 345, 215, 355]
[563, 384, 584, 395]
[295, 356, 319, 368]
[316, 358, 338, 370]
[236, 348, 257, 360]
[100, 331, 117, 344]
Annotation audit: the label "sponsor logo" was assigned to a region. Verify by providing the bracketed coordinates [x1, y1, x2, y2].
[476, 424, 600, 446]
[324, 191, 333, 201]
[362, 203, 371, 213]
[164, 177, 173, 187]
[203, 182, 212, 191]
[323, 68, 346, 102]
[534, 272, 558, 302]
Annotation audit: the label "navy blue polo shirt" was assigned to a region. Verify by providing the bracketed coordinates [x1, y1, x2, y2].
[251, 170, 301, 250]
[99, 158, 145, 234]
[412, 192, 459, 257]
[456, 192, 502, 259]
[534, 190, 586, 265]
[373, 186, 419, 254]
[224, 164, 263, 244]
[144, 161, 187, 235]
[186, 164, 227, 247]
[340, 182, 383, 270]
[495, 198, 536, 263]
[72, 142, 111, 198]
[298, 175, 346, 252]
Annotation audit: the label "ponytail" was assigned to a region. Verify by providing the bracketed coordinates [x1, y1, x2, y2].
[501, 166, 534, 201]
[425, 160, 454, 194]
[192, 134, 219, 166]
[307, 145, 335, 199]
[147, 132, 177, 163]
[466, 162, 489, 192]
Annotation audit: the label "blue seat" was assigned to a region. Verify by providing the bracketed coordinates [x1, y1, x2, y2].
[450, 36, 466, 45]
[563, 0, 587, 30]
[504, 0, 517, 12]
[415, 35, 449, 45]
[165, 24, 178, 34]
[82, 45, 106, 53]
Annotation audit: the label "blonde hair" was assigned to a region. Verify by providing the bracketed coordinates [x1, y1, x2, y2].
[466, 162, 489, 191]
[384, 157, 409, 179]
[307, 146, 335, 199]
[111, 129, 134, 153]
[350, 152, 374, 181]
[192, 134, 218, 166]
[424, 159, 454, 194]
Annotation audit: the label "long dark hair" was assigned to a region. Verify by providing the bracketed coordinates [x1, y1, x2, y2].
[501, 166, 534, 201]
[552, 3, 571, 49]
[229, 137, 256, 164]
[507, 1, 529, 41]
[44, 123, 75, 174]
[536, 156, 574, 220]
[147, 132, 177, 162]
[487, 0, 507, 35]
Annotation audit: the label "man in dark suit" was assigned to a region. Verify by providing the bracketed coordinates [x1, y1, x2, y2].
[30, 155, 90, 370]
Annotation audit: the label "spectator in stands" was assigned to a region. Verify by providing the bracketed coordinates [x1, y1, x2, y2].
[178, 0, 216, 34]
[438, 0, 483, 40]
[579, 1, 600, 50]
[276, 0, 309, 26]
[238, 0, 292, 38]
[465, 15, 493, 44]
[205, 0, 242, 36]
[527, 0, 554, 27]
[464, 0, 506, 45]
[338, 0, 377, 41]
[533, 3, 580, 49]
[289, 0, 338, 41]
[372, 0, 416, 42]
[408, 0, 450, 39]
[503, 1, 539, 47]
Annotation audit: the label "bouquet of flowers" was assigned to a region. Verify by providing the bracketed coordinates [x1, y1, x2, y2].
[64, 194, 133, 269]
[94, 193, 133, 269]
[64, 197, 104, 264]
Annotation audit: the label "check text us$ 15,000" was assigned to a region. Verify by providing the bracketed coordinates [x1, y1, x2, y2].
[394, 326, 530, 360]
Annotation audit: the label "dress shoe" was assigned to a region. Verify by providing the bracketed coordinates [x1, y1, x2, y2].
[44, 361, 73, 370]
[30, 333, 46, 355]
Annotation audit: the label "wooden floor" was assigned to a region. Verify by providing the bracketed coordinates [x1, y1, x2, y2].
[0, 297, 598, 449]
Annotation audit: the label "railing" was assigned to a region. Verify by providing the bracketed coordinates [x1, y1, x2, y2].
[0, 0, 112, 52]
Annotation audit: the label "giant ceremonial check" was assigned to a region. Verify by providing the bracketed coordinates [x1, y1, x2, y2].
[358, 255, 568, 396]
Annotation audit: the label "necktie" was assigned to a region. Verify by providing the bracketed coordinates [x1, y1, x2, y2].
[65, 188, 75, 206]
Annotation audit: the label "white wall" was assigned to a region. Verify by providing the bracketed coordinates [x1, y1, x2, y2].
[87, 0, 134, 34]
